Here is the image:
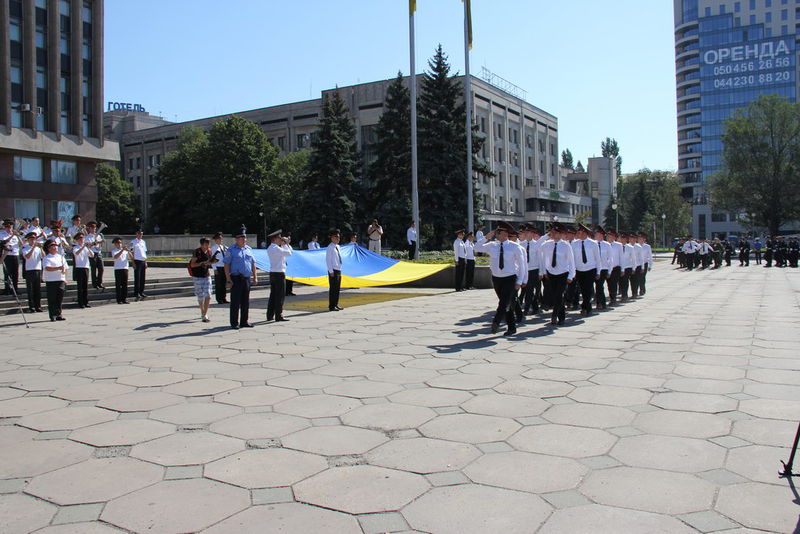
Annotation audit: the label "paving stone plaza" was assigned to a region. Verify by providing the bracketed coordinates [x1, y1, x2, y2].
[0, 261, 799, 533]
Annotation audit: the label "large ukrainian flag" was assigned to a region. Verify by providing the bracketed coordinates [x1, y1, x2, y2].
[252, 244, 448, 288]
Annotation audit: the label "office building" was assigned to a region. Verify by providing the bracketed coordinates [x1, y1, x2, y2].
[1, 0, 119, 223]
[674, 0, 799, 237]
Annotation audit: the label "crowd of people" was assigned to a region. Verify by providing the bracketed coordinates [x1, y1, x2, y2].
[673, 235, 800, 269]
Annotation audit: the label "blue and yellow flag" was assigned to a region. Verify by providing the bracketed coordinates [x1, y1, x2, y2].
[252, 244, 447, 288]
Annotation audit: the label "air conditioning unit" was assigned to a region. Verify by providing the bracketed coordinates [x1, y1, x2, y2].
[20, 104, 31, 112]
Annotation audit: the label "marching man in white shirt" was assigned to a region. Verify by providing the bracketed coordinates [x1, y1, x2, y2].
[619, 233, 638, 301]
[266, 229, 293, 322]
[682, 236, 699, 270]
[326, 229, 343, 312]
[539, 223, 576, 326]
[453, 229, 467, 292]
[637, 232, 653, 296]
[572, 224, 603, 316]
[464, 231, 476, 290]
[594, 226, 613, 310]
[22, 232, 44, 312]
[631, 232, 644, 297]
[129, 229, 148, 300]
[522, 225, 546, 315]
[473, 222, 527, 337]
[606, 230, 624, 305]
[71, 232, 94, 308]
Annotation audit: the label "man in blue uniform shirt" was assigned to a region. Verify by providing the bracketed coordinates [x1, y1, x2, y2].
[223, 227, 257, 330]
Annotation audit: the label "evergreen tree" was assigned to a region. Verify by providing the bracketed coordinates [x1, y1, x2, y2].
[302, 91, 360, 237]
[601, 137, 622, 176]
[263, 150, 310, 240]
[560, 149, 574, 169]
[96, 164, 138, 234]
[575, 160, 585, 173]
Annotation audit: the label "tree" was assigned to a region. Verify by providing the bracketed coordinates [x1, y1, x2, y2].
[575, 160, 585, 173]
[95, 164, 138, 234]
[263, 150, 310, 239]
[616, 169, 691, 242]
[601, 137, 622, 176]
[603, 193, 619, 230]
[709, 93, 800, 235]
[301, 91, 360, 237]
[560, 149, 574, 169]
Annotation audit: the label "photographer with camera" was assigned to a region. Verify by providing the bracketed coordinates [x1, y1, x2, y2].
[1, 219, 22, 295]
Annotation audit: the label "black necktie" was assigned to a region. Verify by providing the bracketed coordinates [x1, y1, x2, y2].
[526, 242, 530, 258]
[551, 242, 557, 268]
[499, 243, 504, 270]
[336, 246, 341, 263]
[581, 240, 587, 263]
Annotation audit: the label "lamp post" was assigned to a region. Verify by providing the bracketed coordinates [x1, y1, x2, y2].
[612, 203, 618, 233]
[259, 211, 266, 248]
[750, 212, 756, 238]
[661, 213, 666, 248]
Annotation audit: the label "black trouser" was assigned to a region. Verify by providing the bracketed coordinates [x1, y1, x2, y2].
[547, 272, 568, 324]
[455, 258, 466, 291]
[286, 279, 294, 295]
[25, 269, 42, 310]
[90, 254, 104, 287]
[607, 266, 620, 302]
[491, 274, 517, 329]
[639, 264, 648, 295]
[685, 252, 694, 270]
[576, 268, 596, 313]
[524, 269, 539, 313]
[46, 280, 65, 319]
[229, 274, 251, 327]
[74, 267, 89, 307]
[619, 268, 632, 299]
[755, 250, 762, 264]
[114, 269, 128, 303]
[765, 250, 773, 266]
[671, 250, 678, 264]
[133, 260, 146, 296]
[214, 268, 227, 303]
[267, 272, 286, 320]
[541, 274, 552, 309]
[328, 270, 341, 310]
[565, 275, 578, 308]
[465, 259, 475, 288]
[631, 266, 641, 296]
[595, 269, 608, 309]
[699, 254, 709, 269]
[3, 255, 19, 291]
[408, 240, 416, 260]
[724, 252, 731, 266]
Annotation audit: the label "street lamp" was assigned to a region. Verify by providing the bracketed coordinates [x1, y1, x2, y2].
[259, 211, 266, 248]
[661, 213, 666, 248]
[750, 212, 756, 238]
[612, 203, 618, 233]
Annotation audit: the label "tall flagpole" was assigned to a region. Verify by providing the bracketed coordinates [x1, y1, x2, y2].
[463, 0, 474, 233]
[410, 1, 420, 259]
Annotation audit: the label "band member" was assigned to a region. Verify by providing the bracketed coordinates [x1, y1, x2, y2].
[65, 214, 82, 244]
[465, 231, 476, 290]
[367, 219, 383, 254]
[407, 222, 417, 260]
[130, 229, 148, 300]
[211, 232, 228, 304]
[474, 222, 527, 336]
[539, 224, 576, 326]
[594, 227, 611, 309]
[284, 232, 296, 296]
[453, 229, 467, 291]
[1, 219, 22, 294]
[572, 224, 602, 316]
[638, 233, 653, 295]
[223, 227, 257, 329]
[606, 230, 623, 305]
[190, 237, 214, 322]
[85, 221, 105, 289]
[326, 229, 343, 312]
[29, 217, 43, 241]
[753, 237, 763, 264]
[72, 232, 93, 308]
[22, 232, 43, 312]
[49, 224, 68, 256]
[112, 238, 132, 304]
[266, 229, 292, 322]
[42, 240, 68, 321]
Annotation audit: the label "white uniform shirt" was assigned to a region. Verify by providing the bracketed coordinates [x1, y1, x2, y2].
[86, 233, 104, 254]
[609, 241, 624, 269]
[130, 238, 147, 261]
[622, 243, 637, 269]
[211, 243, 227, 269]
[113, 247, 131, 270]
[51, 235, 68, 256]
[641, 243, 653, 265]
[698, 241, 712, 255]
[22, 244, 43, 271]
[0, 230, 21, 255]
[267, 243, 292, 273]
[682, 240, 698, 254]
[475, 230, 484, 242]
[307, 241, 321, 250]
[407, 227, 417, 244]
[465, 240, 475, 260]
[326, 243, 342, 273]
[42, 253, 67, 282]
[633, 243, 645, 267]
[598, 240, 613, 272]
[571, 238, 603, 272]
[72, 243, 93, 269]
[453, 238, 467, 260]
[473, 238, 527, 284]
[539, 239, 576, 280]
[65, 225, 81, 241]
[30, 225, 45, 243]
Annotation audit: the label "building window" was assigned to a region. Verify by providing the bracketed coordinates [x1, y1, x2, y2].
[51, 160, 77, 184]
[297, 133, 308, 149]
[129, 158, 135, 170]
[525, 135, 531, 148]
[711, 212, 727, 222]
[734, 1, 741, 11]
[766, 11, 772, 22]
[14, 199, 44, 219]
[60, 76, 71, 135]
[148, 175, 154, 187]
[480, 117, 486, 132]
[538, 139, 544, 153]
[136, 176, 141, 188]
[148, 155, 155, 169]
[766, 0, 772, 7]
[277, 136, 285, 150]
[496, 123, 503, 139]
[82, 1, 91, 22]
[527, 156, 532, 170]
[514, 198, 519, 213]
[52, 201, 77, 221]
[13, 157, 44, 182]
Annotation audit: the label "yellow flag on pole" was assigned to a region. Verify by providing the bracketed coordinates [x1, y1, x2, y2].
[410, 0, 416, 16]
[463, 0, 472, 49]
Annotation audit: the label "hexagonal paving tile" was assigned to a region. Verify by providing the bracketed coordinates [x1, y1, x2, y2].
[731, 418, 797, 446]
[34, 523, 125, 533]
[267, 374, 342, 390]
[0, 424, 36, 447]
[162, 378, 240, 397]
[25, 457, 163, 505]
[366, 437, 481, 473]
[633, 410, 731, 439]
[580, 466, 715, 514]
[403, 484, 552, 534]
[0, 438, 93, 478]
[610, 435, 726, 473]
[419, 413, 521, 443]
[340, 403, 436, 431]
[726, 445, 790, 483]
[738, 398, 800, 420]
[539, 504, 697, 534]
[97, 391, 184, 412]
[495, 378, 574, 398]
[0, 493, 57, 534]
[388, 387, 472, 407]
[149, 401, 241, 424]
[209, 412, 310, 440]
[508, 424, 617, 457]
[650, 392, 737, 413]
[206, 448, 327, 488]
[203, 503, 362, 534]
[294, 465, 428, 514]
[543, 403, 635, 428]
[117, 371, 191, 387]
[274, 394, 361, 418]
[323, 380, 404, 399]
[0, 396, 68, 417]
[426, 373, 503, 390]
[18, 406, 117, 431]
[69, 419, 175, 447]
[282, 426, 388, 456]
[130, 431, 244, 466]
[715, 482, 798, 533]
[101, 478, 249, 533]
[12, 374, 92, 392]
[366, 366, 438, 384]
[214, 386, 297, 407]
[51, 382, 135, 401]
[464, 451, 587, 493]
[568, 385, 652, 406]
[461, 393, 549, 418]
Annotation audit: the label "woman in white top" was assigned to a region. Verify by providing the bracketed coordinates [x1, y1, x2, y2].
[22, 232, 44, 312]
[112, 238, 133, 304]
[42, 240, 68, 321]
[72, 232, 94, 308]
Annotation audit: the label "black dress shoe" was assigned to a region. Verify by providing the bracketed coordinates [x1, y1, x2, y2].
[56, 316, 66, 321]
[231, 325, 240, 330]
[241, 323, 254, 328]
[35, 308, 43, 313]
[84, 304, 91, 308]
[329, 308, 339, 312]
[335, 306, 343, 311]
[490, 322, 499, 334]
[503, 327, 517, 337]
[275, 317, 289, 322]
[266, 314, 274, 321]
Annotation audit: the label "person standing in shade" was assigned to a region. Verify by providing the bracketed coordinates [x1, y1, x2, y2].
[111, 238, 133, 304]
[326, 229, 344, 311]
[539, 224, 576, 326]
[367, 219, 383, 254]
[211, 232, 228, 304]
[594, 226, 612, 310]
[71, 232, 93, 308]
[130, 229, 148, 300]
[753, 237, 763, 264]
[464, 231, 476, 290]
[638, 233, 653, 295]
[190, 237, 214, 323]
[85, 221, 105, 289]
[1, 219, 22, 295]
[307, 234, 321, 250]
[571, 224, 602, 316]
[223, 228, 257, 329]
[266, 229, 292, 322]
[453, 229, 467, 292]
[42, 240, 68, 321]
[606, 230, 623, 305]
[473, 222, 527, 337]
[22, 232, 43, 312]
[407, 222, 417, 260]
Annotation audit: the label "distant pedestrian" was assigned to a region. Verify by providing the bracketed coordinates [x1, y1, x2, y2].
[367, 219, 383, 254]
[407, 222, 417, 260]
[190, 237, 213, 322]
[130, 229, 148, 300]
[326, 229, 343, 312]
[453, 229, 467, 291]
[223, 227, 257, 330]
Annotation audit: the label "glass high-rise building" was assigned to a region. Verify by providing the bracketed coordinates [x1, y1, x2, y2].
[674, 0, 797, 238]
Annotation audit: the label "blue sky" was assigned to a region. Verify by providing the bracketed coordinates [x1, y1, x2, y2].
[105, 0, 677, 173]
